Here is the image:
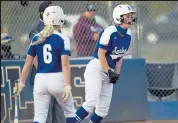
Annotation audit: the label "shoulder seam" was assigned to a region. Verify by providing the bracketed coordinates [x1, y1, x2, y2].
[53, 31, 69, 41]
[31, 33, 40, 43]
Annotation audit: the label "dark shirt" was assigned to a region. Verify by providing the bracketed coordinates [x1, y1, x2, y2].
[73, 15, 103, 57]
[29, 18, 44, 41]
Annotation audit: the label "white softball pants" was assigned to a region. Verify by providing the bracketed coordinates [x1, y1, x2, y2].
[82, 58, 113, 117]
[33, 72, 76, 123]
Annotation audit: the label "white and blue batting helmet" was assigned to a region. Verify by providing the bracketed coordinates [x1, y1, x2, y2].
[113, 4, 135, 24]
[43, 6, 66, 26]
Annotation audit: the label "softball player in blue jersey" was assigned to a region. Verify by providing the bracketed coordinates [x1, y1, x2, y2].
[75, 4, 136, 123]
[13, 6, 76, 123]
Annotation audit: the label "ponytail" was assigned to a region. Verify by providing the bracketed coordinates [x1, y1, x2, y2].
[31, 25, 54, 45]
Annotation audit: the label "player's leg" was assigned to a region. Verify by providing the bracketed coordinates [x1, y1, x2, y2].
[46, 96, 54, 123]
[46, 96, 65, 123]
[47, 72, 76, 123]
[76, 59, 103, 123]
[52, 97, 65, 123]
[55, 92, 77, 123]
[89, 72, 113, 123]
[33, 74, 51, 123]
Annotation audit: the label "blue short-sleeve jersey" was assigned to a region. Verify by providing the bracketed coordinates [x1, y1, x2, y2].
[27, 30, 71, 73]
[93, 25, 131, 69]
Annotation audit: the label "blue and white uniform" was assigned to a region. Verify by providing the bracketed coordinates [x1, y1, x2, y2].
[75, 25, 131, 123]
[94, 25, 131, 69]
[27, 30, 76, 123]
[28, 30, 70, 73]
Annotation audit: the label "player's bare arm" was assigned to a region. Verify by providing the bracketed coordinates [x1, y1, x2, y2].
[13, 55, 34, 95]
[61, 55, 71, 86]
[115, 57, 123, 74]
[61, 54, 72, 102]
[33, 56, 38, 69]
[98, 48, 110, 72]
[21, 55, 34, 85]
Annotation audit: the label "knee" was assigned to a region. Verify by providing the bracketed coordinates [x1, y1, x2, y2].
[83, 92, 100, 113]
[82, 99, 97, 113]
[95, 105, 110, 117]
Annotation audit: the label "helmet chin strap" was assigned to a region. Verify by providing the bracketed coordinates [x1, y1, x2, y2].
[40, 14, 43, 20]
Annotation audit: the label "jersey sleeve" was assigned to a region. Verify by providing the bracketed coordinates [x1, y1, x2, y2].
[98, 26, 114, 50]
[27, 35, 38, 57]
[61, 36, 71, 56]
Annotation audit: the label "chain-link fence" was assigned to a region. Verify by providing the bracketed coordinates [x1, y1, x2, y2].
[1, 1, 137, 60]
[135, 1, 178, 102]
[1, 1, 178, 101]
[137, 1, 178, 63]
[1, 1, 178, 61]
[147, 62, 178, 101]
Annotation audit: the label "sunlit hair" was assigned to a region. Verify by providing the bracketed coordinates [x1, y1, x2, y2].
[111, 21, 115, 25]
[31, 25, 54, 45]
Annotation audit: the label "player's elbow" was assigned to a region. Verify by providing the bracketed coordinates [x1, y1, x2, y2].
[62, 62, 70, 68]
[62, 63, 70, 71]
[25, 61, 32, 67]
[25, 55, 34, 67]
[98, 48, 106, 58]
[61, 55, 70, 67]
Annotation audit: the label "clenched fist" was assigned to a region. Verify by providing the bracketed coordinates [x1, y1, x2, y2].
[13, 81, 25, 95]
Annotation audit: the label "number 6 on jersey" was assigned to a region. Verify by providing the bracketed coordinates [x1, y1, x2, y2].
[43, 44, 52, 64]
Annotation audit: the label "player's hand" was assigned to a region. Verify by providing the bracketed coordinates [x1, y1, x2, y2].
[106, 69, 120, 84]
[62, 85, 71, 102]
[13, 80, 25, 95]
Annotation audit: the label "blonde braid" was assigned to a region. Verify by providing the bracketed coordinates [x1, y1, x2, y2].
[31, 25, 54, 46]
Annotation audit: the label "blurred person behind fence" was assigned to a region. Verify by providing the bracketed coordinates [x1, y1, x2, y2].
[1, 26, 15, 60]
[28, 1, 65, 123]
[73, 3, 104, 57]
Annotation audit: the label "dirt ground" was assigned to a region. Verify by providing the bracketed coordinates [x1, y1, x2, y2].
[120, 120, 178, 123]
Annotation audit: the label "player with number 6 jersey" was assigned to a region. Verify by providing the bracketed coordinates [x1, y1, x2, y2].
[13, 6, 76, 123]
[29, 31, 70, 73]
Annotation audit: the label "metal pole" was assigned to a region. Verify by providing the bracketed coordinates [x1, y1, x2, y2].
[108, 1, 113, 24]
[131, 1, 139, 58]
